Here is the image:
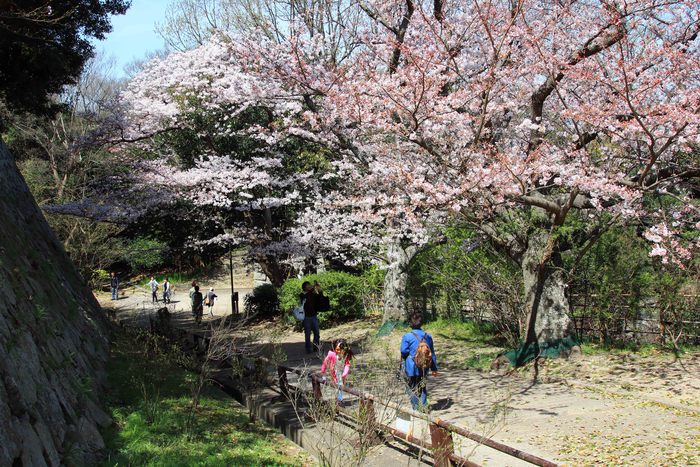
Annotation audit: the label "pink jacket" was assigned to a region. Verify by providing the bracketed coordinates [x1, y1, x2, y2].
[321, 350, 351, 383]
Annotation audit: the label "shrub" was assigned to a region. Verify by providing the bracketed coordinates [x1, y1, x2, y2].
[279, 271, 370, 327]
[90, 268, 110, 290]
[122, 237, 167, 272]
[244, 283, 280, 318]
[408, 224, 525, 347]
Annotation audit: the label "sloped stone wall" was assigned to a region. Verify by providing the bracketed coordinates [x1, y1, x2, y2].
[0, 140, 110, 466]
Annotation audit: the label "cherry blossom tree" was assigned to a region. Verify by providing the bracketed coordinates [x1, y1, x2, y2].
[116, 0, 699, 353]
[223, 0, 699, 347]
[113, 36, 343, 284]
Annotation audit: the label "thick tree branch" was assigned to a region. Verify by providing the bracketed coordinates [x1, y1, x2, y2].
[433, 0, 444, 22]
[528, 21, 625, 152]
[358, 1, 397, 33]
[389, 0, 415, 74]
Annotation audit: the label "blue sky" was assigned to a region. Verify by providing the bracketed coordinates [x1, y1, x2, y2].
[94, 0, 171, 78]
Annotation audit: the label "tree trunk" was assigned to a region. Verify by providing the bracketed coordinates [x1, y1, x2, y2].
[256, 255, 290, 288]
[521, 231, 573, 346]
[382, 240, 417, 323]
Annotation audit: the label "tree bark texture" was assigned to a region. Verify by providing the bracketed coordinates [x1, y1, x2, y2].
[521, 231, 573, 345]
[382, 240, 417, 323]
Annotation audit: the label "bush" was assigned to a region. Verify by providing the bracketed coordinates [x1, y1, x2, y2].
[244, 283, 280, 318]
[122, 237, 167, 272]
[90, 268, 110, 290]
[279, 271, 371, 327]
[408, 224, 525, 347]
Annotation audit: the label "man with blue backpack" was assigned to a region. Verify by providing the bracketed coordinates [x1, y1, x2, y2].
[400, 312, 438, 411]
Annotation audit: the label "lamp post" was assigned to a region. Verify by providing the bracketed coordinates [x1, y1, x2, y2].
[229, 249, 238, 315]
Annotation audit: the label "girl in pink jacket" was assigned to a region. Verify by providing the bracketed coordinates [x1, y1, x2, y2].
[321, 338, 353, 402]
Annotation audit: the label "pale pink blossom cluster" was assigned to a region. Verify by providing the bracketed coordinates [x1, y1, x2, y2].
[643, 222, 694, 267]
[118, 0, 699, 265]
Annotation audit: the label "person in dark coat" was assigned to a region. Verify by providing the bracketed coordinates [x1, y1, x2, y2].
[191, 285, 204, 324]
[300, 281, 329, 354]
[110, 272, 119, 300]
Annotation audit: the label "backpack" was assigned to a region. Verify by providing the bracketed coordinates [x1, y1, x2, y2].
[411, 331, 432, 369]
[317, 294, 330, 312]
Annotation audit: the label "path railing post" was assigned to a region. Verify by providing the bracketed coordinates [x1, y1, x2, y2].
[430, 421, 455, 467]
[311, 374, 322, 400]
[358, 398, 381, 446]
[278, 367, 289, 398]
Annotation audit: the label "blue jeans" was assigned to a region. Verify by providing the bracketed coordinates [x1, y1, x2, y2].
[111, 287, 118, 300]
[407, 375, 428, 411]
[336, 368, 343, 401]
[303, 316, 320, 353]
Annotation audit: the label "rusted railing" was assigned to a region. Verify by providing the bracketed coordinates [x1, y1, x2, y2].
[278, 364, 557, 467]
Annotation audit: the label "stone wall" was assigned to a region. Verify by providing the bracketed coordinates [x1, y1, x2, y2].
[0, 140, 110, 466]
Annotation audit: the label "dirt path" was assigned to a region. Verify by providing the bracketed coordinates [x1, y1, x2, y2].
[221, 319, 700, 466]
[100, 288, 699, 466]
[102, 256, 254, 320]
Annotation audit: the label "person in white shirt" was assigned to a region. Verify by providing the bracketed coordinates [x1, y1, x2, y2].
[162, 278, 171, 304]
[206, 288, 217, 316]
[148, 277, 159, 303]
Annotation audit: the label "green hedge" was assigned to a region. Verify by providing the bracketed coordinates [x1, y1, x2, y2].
[244, 283, 280, 318]
[279, 271, 380, 327]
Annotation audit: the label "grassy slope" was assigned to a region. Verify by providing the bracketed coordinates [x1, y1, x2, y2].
[102, 328, 311, 466]
[422, 318, 505, 370]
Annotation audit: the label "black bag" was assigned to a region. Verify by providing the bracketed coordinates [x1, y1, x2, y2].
[317, 294, 330, 312]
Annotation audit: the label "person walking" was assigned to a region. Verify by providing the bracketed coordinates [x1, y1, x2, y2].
[189, 280, 198, 308]
[162, 278, 171, 304]
[148, 276, 159, 303]
[110, 272, 119, 300]
[300, 281, 329, 354]
[400, 312, 438, 412]
[206, 287, 217, 316]
[321, 338, 353, 405]
[191, 285, 204, 324]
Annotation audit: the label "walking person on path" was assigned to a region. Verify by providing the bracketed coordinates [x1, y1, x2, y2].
[191, 285, 204, 325]
[400, 312, 438, 412]
[148, 276, 159, 303]
[206, 287, 217, 316]
[321, 338, 353, 405]
[189, 280, 198, 308]
[300, 281, 329, 354]
[162, 278, 171, 304]
[110, 272, 119, 300]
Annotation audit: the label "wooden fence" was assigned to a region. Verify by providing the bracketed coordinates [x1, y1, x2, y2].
[568, 293, 700, 344]
[277, 364, 557, 467]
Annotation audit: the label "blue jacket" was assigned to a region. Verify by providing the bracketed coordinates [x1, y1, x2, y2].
[401, 328, 438, 376]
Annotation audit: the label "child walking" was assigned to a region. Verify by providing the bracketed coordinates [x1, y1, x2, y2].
[206, 287, 217, 316]
[321, 338, 353, 404]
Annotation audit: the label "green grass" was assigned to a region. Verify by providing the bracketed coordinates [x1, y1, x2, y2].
[423, 318, 503, 370]
[102, 328, 309, 466]
[580, 340, 700, 357]
[134, 263, 228, 288]
[424, 318, 499, 345]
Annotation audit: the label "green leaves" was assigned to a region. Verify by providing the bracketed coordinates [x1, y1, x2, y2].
[279, 270, 383, 327]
